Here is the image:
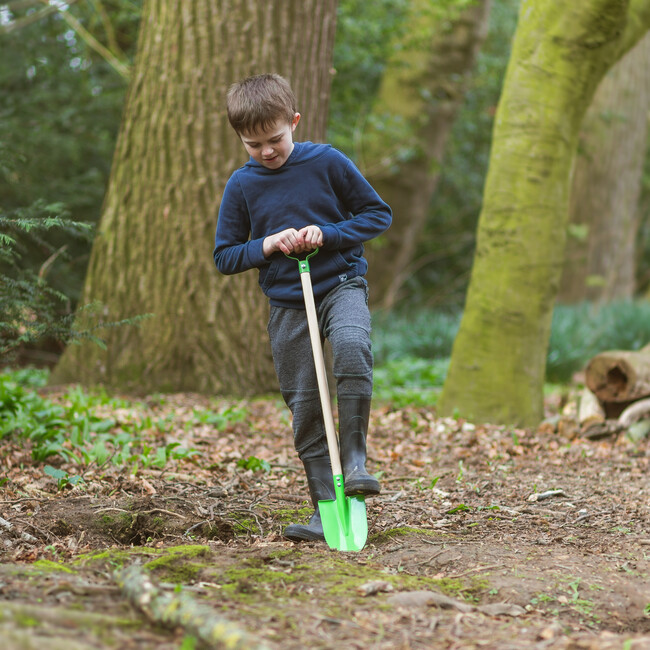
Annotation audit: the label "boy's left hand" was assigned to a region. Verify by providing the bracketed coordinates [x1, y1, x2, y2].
[297, 225, 323, 251]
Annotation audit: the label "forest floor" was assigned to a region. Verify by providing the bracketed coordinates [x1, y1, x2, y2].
[1, 385, 650, 650]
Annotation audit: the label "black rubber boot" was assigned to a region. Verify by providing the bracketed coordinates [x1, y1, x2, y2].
[283, 456, 335, 542]
[338, 396, 381, 497]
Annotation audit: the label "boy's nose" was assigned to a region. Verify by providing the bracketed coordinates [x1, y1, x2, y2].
[262, 145, 274, 155]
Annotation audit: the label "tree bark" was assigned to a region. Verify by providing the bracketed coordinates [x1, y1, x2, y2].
[438, 0, 650, 426]
[362, 0, 491, 310]
[52, 0, 338, 395]
[559, 33, 650, 302]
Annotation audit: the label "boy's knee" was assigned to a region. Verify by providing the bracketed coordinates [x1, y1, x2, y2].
[331, 326, 372, 375]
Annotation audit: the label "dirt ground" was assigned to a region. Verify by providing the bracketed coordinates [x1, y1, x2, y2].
[1, 390, 650, 649]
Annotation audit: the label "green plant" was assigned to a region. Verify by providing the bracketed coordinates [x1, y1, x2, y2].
[0, 204, 98, 356]
[0, 368, 201, 472]
[372, 310, 459, 364]
[237, 456, 271, 473]
[43, 465, 83, 490]
[373, 356, 448, 407]
[190, 405, 248, 430]
[1, 196, 150, 358]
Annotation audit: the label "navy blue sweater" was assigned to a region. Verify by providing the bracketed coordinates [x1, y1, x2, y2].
[213, 141, 392, 308]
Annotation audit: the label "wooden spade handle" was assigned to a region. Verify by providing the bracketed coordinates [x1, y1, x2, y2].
[298, 268, 342, 477]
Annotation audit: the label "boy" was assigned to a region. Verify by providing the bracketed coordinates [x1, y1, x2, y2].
[213, 73, 391, 542]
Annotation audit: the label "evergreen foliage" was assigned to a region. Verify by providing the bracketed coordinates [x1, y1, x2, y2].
[0, 2, 139, 303]
[0, 146, 145, 358]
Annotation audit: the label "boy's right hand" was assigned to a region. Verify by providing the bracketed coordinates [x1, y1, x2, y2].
[263, 227, 322, 257]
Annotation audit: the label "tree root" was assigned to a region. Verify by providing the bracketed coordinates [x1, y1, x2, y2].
[116, 564, 266, 649]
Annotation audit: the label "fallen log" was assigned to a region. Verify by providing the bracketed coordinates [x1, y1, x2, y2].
[585, 343, 650, 404]
[116, 564, 265, 649]
[617, 397, 650, 428]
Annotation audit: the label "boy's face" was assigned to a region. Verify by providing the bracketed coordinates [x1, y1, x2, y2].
[239, 113, 300, 170]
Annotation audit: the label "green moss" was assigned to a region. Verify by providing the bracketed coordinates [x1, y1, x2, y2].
[74, 546, 161, 569]
[144, 545, 213, 583]
[217, 557, 305, 605]
[268, 548, 301, 561]
[369, 526, 453, 544]
[271, 506, 312, 525]
[29, 559, 77, 574]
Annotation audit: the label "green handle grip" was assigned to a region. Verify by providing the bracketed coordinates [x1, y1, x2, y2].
[285, 248, 319, 273]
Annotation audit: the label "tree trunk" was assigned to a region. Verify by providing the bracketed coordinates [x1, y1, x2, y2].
[363, 0, 491, 310]
[438, 0, 650, 427]
[52, 0, 338, 395]
[559, 33, 650, 302]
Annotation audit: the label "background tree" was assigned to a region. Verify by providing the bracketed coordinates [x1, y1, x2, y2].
[361, 0, 491, 309]
[559, 33, 650, 303]
[438, 0, 650, 427]
[0, 1, 139, 307]
[52, 0, 338, 394]
[413, 0, 520, 309]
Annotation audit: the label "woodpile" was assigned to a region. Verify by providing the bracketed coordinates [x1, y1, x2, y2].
[578, 343, 650, 440]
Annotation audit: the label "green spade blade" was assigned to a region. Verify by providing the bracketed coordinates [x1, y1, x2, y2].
[319, 474, 368, 551]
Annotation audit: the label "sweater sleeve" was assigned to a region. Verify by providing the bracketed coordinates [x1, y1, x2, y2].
[319, 153, 392, 250]
[213, 174, 268, 275]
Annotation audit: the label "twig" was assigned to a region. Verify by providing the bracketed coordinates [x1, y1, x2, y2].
[141, 508, 186, 520]
[93, 507, 130, 514]
[447, 563, 501, 579]
[0, 515, 38, 544]
[527, 489, 566, 502]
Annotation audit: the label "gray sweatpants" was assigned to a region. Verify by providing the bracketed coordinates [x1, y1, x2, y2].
[267, 277, 373, 461]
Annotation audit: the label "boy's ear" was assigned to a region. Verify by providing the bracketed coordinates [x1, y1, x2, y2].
[291, 113, 301, 131]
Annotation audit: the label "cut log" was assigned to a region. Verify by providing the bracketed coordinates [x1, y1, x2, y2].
[577, 388, 605, 432]
[585, 343, 650, 403]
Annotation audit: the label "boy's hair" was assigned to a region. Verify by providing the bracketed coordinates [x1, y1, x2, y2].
[226, 73, 297, 135]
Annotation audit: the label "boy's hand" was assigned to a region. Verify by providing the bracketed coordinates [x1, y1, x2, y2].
[298, 225, 323, 250]
[263, 226, 323, 257]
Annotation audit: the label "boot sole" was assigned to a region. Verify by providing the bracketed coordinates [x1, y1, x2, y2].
[283, 525, 325, 542]
[344, 478, 381, 497]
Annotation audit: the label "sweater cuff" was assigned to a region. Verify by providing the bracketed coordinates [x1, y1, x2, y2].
[247, 238, 268, 267]
[320, 224, 341, 249]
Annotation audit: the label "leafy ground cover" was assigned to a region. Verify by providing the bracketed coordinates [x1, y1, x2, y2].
[1, 372, 650, 649]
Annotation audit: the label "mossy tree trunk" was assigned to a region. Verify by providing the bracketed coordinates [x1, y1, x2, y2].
[438, 0, 650, 427]
[52, 0, 338, 395]
[362, 0, 491, 309]
[559, 32, 650, 303]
